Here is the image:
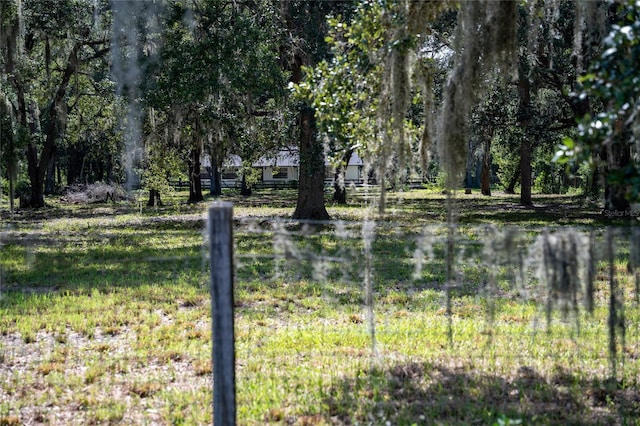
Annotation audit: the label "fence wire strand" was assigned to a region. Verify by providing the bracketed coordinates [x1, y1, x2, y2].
[2, 216, 640, 424]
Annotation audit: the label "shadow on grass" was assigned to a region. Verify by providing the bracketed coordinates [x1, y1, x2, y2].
[323, 361, 640, 425]
[0, 240, 207, 315]
[383, 192, 630, 227]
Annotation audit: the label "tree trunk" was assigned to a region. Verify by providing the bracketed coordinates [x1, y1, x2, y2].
[56, 160, 62, 189]
[9, 172, 15, 212]
[517, 72, 532, 204]
[333, 149, 353, 205]
[519, 136, 532, 205]
[20, 41, 108, 207]
[188, 144, 203, 203]
[147, 189, 163, 207]
[0, 99, 17, 211]
[282, 1, 331, 221]
[465, 140, 475, 189]
[208, 153, 222, 197]
[240, 174, 252, 196]
[66, 145, 81, 185]
[516, 7, 533, 206]
[25, 143, 44, 208]
[45, 154, 56, 195]
[209, 166, 222, 197]
[480, 163, 491, 196]
[589, 151, 601, 198]
[480, 130, 493, 196]
[292, 106, 329, 220]
[505, 163, 520, 194]
[603, 141, 631, 212]
[25, 44, 82, 207]
[333, 170, 347, 204]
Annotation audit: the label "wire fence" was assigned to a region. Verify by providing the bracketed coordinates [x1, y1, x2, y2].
[1, 208, 640, 424]
[226, 214, 640, 423]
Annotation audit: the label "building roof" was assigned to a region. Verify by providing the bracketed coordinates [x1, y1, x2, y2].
[252, 149, 300, 167]
[218, 148, 364, 168]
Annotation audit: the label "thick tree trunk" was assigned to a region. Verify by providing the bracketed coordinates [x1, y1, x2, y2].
[282, 0, 333, 220]
[210, 167, 222, 197]
[209, 154, 223, 197]
[188, 144, 203, 203]
[45, 154, 56, 195]
[289, 50, 329, 219]
[604, 180, 630, 212]
[480, 163, 491, 196]
[26, 46, 81, 207]
[292, 106, 329, 220]
[519, 136, 532, 206]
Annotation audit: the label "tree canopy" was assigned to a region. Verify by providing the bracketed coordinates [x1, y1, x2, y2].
[1, 0, 639, 215]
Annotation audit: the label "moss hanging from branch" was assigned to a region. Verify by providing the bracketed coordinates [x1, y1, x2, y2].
[539, 230, 591, 328]
[376, 2, 411, 200]
[373, 0, 451, 210]
[417, 58, 435, 173]
[573, 0, 607, 74]
[408, 0, 451, 176]
[438, 0, 517, 188]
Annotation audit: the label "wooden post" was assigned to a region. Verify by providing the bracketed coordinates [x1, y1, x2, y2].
[209, 202, 236, 426]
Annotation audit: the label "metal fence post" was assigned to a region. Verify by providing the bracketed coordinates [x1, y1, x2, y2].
[208, 202, 236, 426]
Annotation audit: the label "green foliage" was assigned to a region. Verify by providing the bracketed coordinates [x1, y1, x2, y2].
[144, 0, 288, 200]
[293, 0, 454, 201]
[291, 1, 385, 166]
[1, 0, 113, 206]
[141, 150, 179, 200]
[558, 0, 640, 200]
[493, 415, 523, 426]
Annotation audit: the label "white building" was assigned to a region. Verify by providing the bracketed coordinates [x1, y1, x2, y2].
[206, 148, 365, 187]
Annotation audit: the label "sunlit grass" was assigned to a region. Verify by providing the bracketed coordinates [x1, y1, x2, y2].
[1, 189, 639, 424]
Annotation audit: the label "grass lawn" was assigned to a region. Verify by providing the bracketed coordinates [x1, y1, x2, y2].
[1, 188, 639, 425]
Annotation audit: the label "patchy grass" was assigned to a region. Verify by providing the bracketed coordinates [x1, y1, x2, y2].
[0, 188, 639, 425]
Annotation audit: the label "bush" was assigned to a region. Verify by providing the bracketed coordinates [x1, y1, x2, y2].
[62, 183, 128, 204]
[14, 181, 30, 199]
[0, 178, 5, 193]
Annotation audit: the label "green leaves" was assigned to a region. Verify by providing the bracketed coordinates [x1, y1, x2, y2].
[297, 2, 387, 164]
[566, 0, 640, 203]
[552, 137, 577, 165]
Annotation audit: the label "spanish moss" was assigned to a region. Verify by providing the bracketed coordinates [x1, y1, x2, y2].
[438, 0, 517, 188]
[573, 0, 607, 74]
[417, 58, 435, 174]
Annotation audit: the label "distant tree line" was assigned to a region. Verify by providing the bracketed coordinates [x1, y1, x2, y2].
[1, 0, 639, 215]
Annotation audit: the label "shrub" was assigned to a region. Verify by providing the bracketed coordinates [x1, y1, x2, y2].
[62, 183, 128, 204]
